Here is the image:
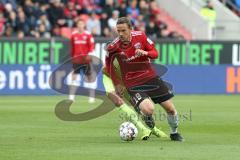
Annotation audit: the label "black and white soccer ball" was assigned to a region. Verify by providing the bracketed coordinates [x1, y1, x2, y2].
[119, 122, 138, 141]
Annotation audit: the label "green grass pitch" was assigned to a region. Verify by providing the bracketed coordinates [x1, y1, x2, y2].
[0, 95, 240, 160]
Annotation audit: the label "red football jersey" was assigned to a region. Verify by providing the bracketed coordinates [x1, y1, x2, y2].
[71, 30, 94, 64]
[105, 31, 158, 89]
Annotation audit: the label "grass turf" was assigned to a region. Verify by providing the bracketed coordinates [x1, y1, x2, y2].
[0, 95, 240, 160]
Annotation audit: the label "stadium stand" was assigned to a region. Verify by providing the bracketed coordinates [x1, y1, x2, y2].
[0, 0, 190, 39]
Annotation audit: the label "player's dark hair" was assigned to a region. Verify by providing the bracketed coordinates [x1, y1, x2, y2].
[117, 17, 133, 28]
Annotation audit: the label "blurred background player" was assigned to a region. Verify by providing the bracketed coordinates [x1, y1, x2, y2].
[68, 19, 96, 103]
[105, 17, 184, 141]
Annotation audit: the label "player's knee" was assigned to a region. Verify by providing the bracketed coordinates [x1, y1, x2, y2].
[111, 97, 124, 107]
[112, 98, 124, 107]
[115, 101, 124, 107]
[167, 109, 176, 115]
[161, 100, 177, 115]
[139, 99, 154, 115]
[108, 92, 124, 107]
[164, 105, 176, 115]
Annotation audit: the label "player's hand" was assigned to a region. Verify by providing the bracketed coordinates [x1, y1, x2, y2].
[135, 49, 148, 57]
[108, 91, 124, 106]
[115, 84, 125, 97]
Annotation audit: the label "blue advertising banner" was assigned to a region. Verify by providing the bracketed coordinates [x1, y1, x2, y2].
[162, 66, 227, 94]
[0, 64, 239, 95]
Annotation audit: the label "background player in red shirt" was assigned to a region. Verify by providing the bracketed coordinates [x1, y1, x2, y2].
[69, 19, 96, 103]
[105, 17, 184, 141]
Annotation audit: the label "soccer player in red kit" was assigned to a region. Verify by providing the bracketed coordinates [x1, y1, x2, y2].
[104, 17, 184, 141]
[69, 19, 96, 103]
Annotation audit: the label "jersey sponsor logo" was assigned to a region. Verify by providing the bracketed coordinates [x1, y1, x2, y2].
[82, 36, 87, 40]
[74, 40, 87, 44]
[134, 42, 141, 49]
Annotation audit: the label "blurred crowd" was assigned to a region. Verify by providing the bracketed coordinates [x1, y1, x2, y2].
[0, 0, 182, 39]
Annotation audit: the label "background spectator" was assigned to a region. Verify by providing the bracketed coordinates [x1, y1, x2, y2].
[118, 2, 127, 17]
[47, 0, 66, 27]
[4, 25, 14, 36]
[0, 0, 17, 10]
[146, 20, 159, 38]
[64, 1, 77, 27]
[200, 0, 216, 38]
[139, 0, 150, 23]
[200, 0, 217, 28]
[103, 0, 115, 18]
[0, 0, 184, 39]
[108, 10, 119, 33]
[134, 14, 145, 31]
[35, 23, 51, 38]
[16, 7, 30, 36]
[23, 0, 37, 32]
[0, 11, 5, 35]
[86, 11, 101, 36]
[6, 10, 17, 31]
[100, 12, 109, 36]
[126, 0, 139, 22]
[36, 13, 51, 32]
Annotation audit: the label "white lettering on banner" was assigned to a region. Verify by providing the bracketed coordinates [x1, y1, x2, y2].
[0, 71, 6, 89]
[0, 65, 54, 90]
[26, 66, 36, 89]
[0, 64, 99, 92]
[9, 70, 24, 89]
[39, 65, 51, 89]
[232, 44, 240, 66]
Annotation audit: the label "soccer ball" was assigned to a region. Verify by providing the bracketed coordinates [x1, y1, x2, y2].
[119, 122, 138, 141]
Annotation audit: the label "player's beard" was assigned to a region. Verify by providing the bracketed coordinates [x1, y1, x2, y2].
[122, 40, 130, 45]
[119, 35, 131, 48]
[120, 35, 130, 44]
[121, 37, 130, 45]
